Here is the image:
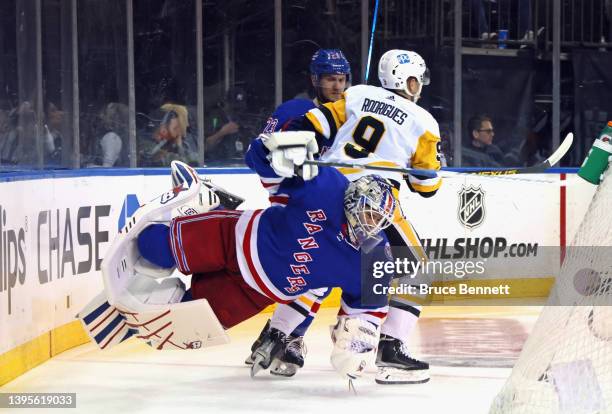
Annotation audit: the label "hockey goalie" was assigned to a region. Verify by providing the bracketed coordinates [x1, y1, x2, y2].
[79, 131, 397, 380]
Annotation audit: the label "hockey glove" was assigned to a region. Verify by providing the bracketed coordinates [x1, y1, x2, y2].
[260, 131, 319, 180]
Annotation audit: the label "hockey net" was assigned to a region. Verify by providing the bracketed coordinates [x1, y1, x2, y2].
[491, 167, 612, 414]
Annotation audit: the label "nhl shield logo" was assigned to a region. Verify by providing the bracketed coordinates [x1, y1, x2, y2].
[458, 185, 485, 228]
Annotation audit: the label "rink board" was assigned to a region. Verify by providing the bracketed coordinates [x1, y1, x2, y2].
[0, 168, 593, 384]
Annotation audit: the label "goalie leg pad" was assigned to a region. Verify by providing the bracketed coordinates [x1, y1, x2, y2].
[77, 291, 136, 350]
[102, 161, 201, 309]
[122, 298, 229, 350]
[330, 317, 380, 380]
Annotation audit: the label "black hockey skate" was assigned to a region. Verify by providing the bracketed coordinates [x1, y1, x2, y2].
[375, 334, 430, 384]
[245, 319, 271, 365]
[270, 335, 307, 377]
[250, 327, 287, 378]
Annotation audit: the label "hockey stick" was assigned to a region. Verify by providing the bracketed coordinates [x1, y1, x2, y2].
[469, 132, 574, 176]
[304, 133, 573, 179]
[364, 0, 380, 83]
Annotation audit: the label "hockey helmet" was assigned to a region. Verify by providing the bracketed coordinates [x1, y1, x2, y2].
[378, 49, 430, 99]
[310, 48, 351, 83]
[344, 175, 395, 253]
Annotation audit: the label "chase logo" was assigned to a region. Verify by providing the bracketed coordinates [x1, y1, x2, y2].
[118, 194, 140, 231]
[397, 54, 411, 64]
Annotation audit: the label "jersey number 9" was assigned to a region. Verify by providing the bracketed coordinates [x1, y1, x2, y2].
[344, 116, 386, 159]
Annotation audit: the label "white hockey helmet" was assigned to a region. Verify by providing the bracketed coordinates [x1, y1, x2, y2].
[378, 49, 430, 99]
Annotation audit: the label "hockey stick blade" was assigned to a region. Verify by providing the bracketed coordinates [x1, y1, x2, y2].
[470, 132, 573, 176]
[303, 133, 573, 178]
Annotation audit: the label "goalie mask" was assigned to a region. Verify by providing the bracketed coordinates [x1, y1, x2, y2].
[344, 176, 395, 253]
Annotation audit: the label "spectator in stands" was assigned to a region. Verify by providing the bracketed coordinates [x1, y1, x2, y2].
[463, 114, 512, 167]
[204, 87, 251, 163]
[0, 101, 38, 166]
[87, 102, 128, 167]
[44, 102, 64, 166]
[516, 0, 538, 46]
[468, 0, 534, 47]
[469, 0, 494, 42]
[138, 104, 198, 167]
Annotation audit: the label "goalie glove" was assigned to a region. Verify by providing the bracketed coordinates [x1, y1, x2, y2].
[330, 317, 380, 380]
[171, 160, 245, 212]
[170, 160, 220, 217]
[260, 131, 319, 180]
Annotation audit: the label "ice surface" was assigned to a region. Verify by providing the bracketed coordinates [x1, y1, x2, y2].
[1, 307, 541, 414]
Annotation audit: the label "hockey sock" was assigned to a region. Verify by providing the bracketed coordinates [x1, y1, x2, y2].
[291, 315, 315, 337]
[380, 302, 421, 344]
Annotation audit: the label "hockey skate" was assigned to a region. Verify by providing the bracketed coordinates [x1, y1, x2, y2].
[245, 319, 271, 365]
[249, 327, 287, 378]
[270, 335, 306, 377]
[375, 334, 430, 384]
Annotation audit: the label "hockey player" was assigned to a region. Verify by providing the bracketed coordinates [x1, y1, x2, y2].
[104, 132, 396, 381]
[248, 50, 440, 383]
[246, 48, 352, 375]
[285, 49, 441, 384]
[262, 48, 350, 136]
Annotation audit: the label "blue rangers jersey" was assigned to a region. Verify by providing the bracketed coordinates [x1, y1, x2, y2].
[260, 99, 335, 205]
[237, 137, 392, 326]
[262, 99, 316, 133]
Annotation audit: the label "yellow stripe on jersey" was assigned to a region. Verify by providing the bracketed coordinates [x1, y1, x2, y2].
[411, 130, 441, 171]
[305, 97, 348, 140]
[410, 179, 443, 193]
[298, 295, 315, 308]
[327, 97, 347, 125]
[391, 187, 427, 261]
[409, 130, 442, 193]
[305, 111, 325, 135]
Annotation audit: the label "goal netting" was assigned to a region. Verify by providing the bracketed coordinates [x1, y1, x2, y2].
[490, 168, 612, 414]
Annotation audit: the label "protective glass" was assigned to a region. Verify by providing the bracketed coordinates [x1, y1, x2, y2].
[422, 67, 431, 86]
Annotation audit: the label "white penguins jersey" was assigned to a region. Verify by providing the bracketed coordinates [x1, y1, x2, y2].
[305, 84, 442, 194]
